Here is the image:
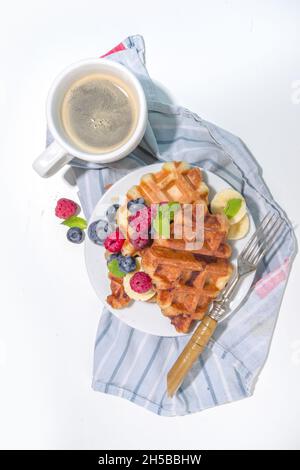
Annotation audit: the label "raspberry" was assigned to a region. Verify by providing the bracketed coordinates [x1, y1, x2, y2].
[131, 236, 150, 250]
[55, 198, 78, 219]
[104, 229, 125, 253]
[128, 207, 152, 234]
[130, 272, 152, 293]
[128, 207, 153, 249]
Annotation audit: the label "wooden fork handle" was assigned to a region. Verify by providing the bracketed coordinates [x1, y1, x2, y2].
[167, 316, 217, 397]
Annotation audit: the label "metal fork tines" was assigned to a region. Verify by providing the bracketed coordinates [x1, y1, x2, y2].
[240, 212, 284, 272]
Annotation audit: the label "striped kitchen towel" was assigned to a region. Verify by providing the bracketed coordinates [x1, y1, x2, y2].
[64, 35, 296, 416]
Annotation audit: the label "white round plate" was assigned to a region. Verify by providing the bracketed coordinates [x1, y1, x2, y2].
[85, 163, 255, 337]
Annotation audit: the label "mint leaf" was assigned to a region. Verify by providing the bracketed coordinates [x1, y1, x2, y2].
[167, 202, 180, 221]
[152, 202, 180, 238]
[153, 211, 171, 238]
[107, 259, 126, 278]
[62, 216, 87, 229]
[224, 199, 242, 219]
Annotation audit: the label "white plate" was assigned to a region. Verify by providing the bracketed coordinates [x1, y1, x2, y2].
[85, 164, 255, 337]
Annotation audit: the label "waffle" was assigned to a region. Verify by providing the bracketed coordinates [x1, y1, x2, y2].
[107, 274, 132, 309]
[123, 162, 209, 257]
[141, 246, 233, 333]
[121, 238, 139, 257]
[154, 212, 232, 258]
[126, 161, 209, 205]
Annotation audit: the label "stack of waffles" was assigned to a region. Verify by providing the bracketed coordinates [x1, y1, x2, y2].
[121, 161, 210, 257]
[107, 162, 233, 333]
[141, 245, 232, 333]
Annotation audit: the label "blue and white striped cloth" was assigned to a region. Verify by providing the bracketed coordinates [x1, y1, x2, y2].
[68, 35, 296, 416]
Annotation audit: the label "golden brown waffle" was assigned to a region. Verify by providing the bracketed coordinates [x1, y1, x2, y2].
[107, 274, 132, 309]
[154, 212, 231, 258]
[141, 246, 233, 333]
[127, 161, 209, 205]
[121, 238, 139, 257]
[123, 162, 209, 257]
[170, 315, 195, 334]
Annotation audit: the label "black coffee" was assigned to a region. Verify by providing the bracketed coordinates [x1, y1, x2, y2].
[61, 74, 138, 153]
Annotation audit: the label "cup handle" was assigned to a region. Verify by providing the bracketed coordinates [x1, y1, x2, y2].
[32, 141, 72, 177]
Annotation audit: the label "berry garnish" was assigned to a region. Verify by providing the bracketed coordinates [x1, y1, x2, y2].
[118, 256, 137, 273]
[127, 198, 146, 213]
[88, 219, 114, 245]
[104, 229, 125, 253]
[107, 259, 126, 278]
[66, 227, 84, 244]
[107, 253, 122, 263]
[129, 207, 152, 235]
[130, 236, 150, 250]
[55, 198, 77, 219]
[88, 221, 101, 244]
[130, 272, 152, 293]
[97, 220, 114, 241]
[106, 204, 120, 222]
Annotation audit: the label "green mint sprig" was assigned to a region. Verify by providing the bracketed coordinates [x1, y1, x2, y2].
[224, 199, 242, 219]
[62, 216, 87, 229]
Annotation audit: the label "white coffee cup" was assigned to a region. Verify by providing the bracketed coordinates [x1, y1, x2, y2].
[33, 59, 147, 177]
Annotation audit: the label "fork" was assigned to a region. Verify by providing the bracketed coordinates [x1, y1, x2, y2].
[167, 212, 284, 397]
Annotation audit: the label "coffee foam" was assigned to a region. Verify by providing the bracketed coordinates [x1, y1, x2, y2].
[61, 73, 138, 154]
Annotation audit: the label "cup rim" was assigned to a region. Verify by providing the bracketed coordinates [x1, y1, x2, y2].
[46, 58, 147, 163]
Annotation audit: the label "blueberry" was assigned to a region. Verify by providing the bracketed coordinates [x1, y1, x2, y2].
[118, 256, 137, 273]
[127, 198, 146, 214]
[67, 227, 84, 244]
[88, 221, 101, 244]
[106, 204, 120, 222]
[107, 253, 121, 263]
[96, 219, 114, 242]
[88, 219, 113, 245]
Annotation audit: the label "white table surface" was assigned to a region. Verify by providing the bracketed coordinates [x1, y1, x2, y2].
[0, 0, 299, 450]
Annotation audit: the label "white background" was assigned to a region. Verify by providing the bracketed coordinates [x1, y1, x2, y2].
[0, 0, 299, 450]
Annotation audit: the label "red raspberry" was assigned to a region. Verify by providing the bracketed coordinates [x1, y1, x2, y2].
[104, 229, 125, 253]
[55, 198, 78, 219]
[130, 272, 153, 293]
[131, 236, 150, 250]
[128, 207, 153, 249]
[128, 207, 152, 234]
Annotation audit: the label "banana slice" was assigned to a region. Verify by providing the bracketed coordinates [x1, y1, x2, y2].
[211, 188, 246, 225]
[123, 272, 155, 301]
[228, 214, 250, 240]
